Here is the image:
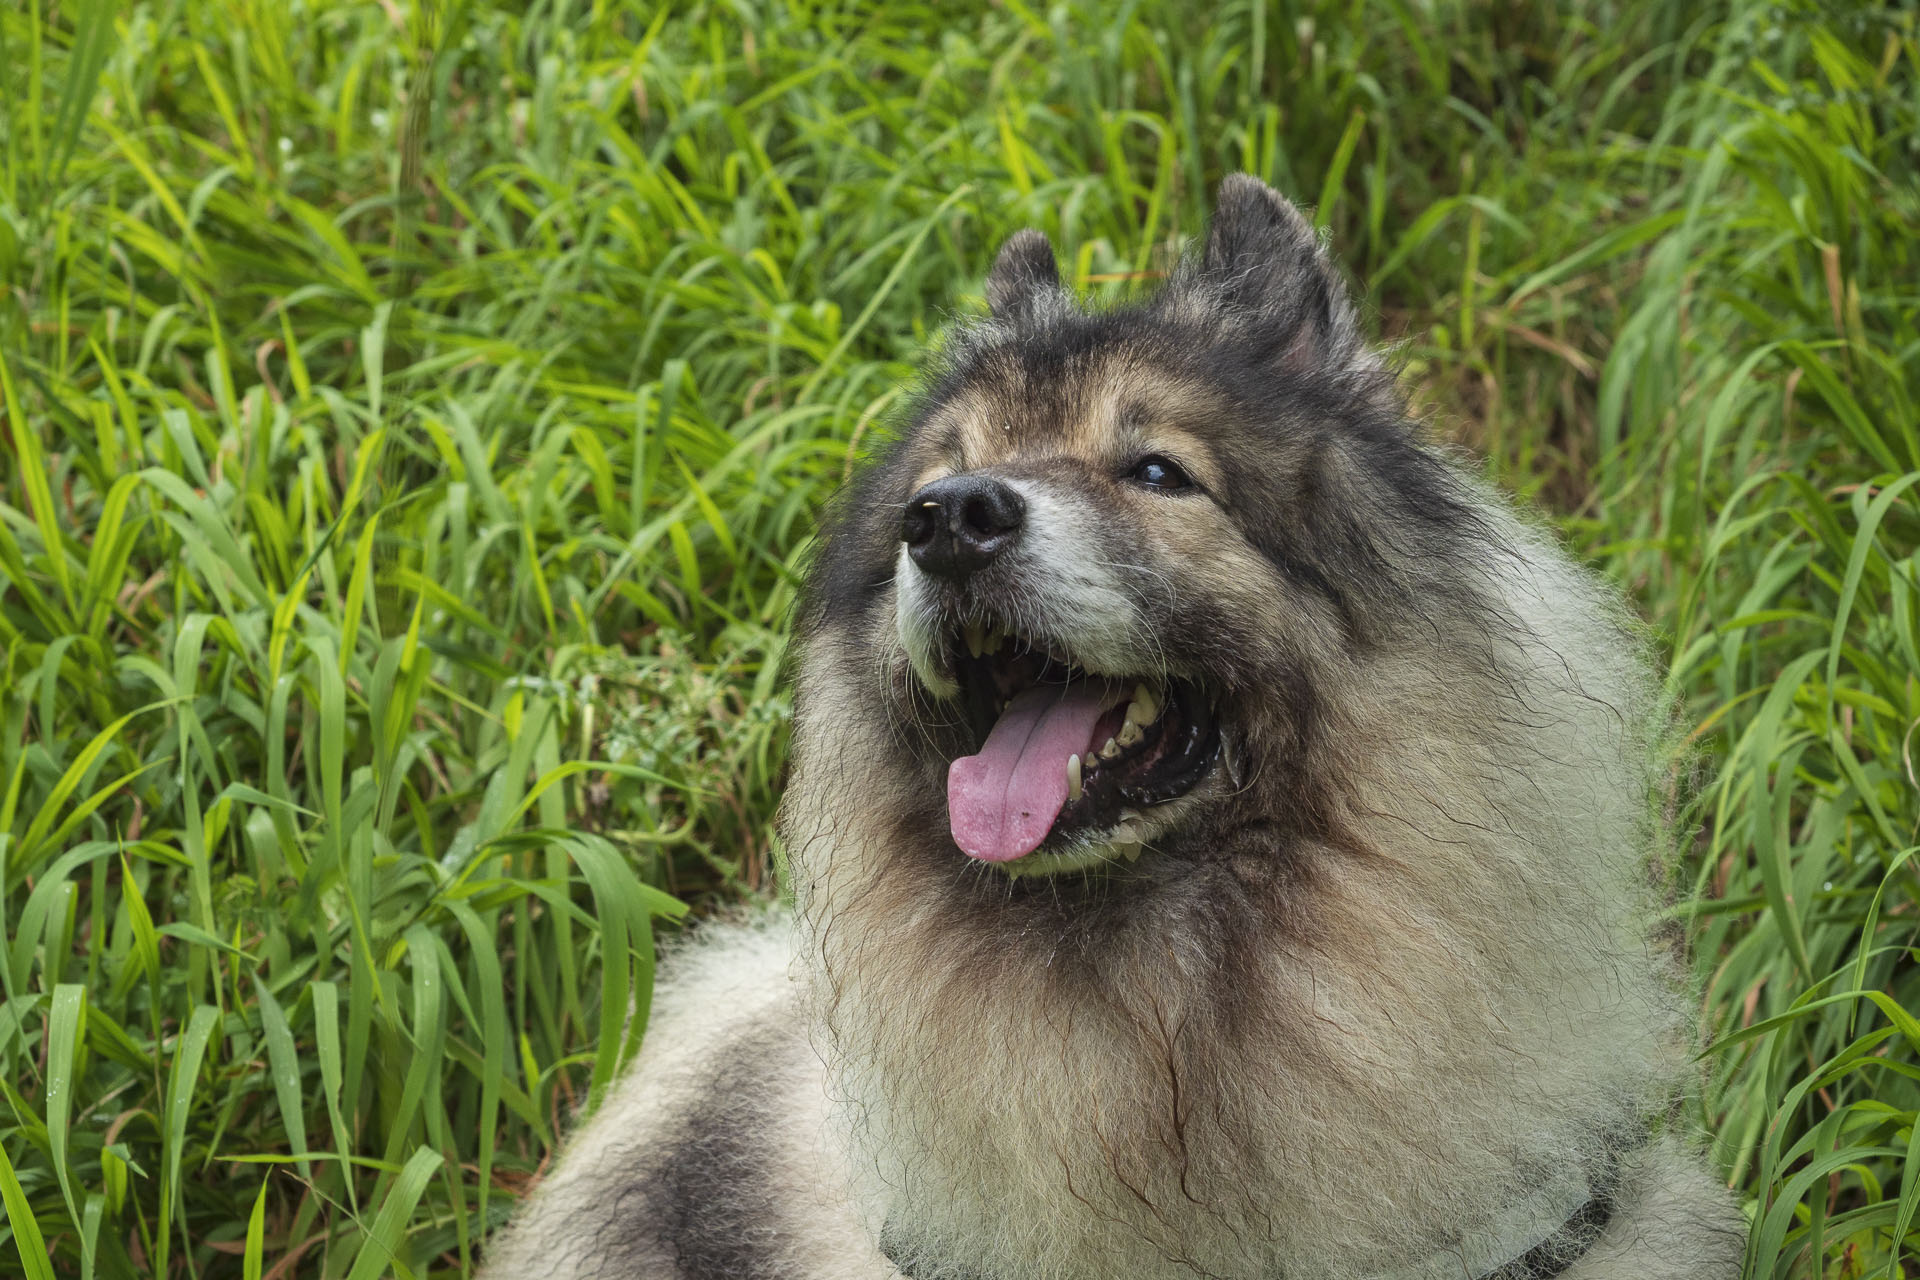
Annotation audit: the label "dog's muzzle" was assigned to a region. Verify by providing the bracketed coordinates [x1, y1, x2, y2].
[892, 473, 1221, 874]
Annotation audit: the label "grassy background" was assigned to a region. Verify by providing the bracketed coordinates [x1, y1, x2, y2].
[1, 0, 1916, 1275]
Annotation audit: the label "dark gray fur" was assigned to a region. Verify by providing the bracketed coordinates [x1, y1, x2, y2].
[643, 1025, 795, 1280]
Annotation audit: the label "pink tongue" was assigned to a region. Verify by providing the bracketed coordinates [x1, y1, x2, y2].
[948, 682, 1110, 862]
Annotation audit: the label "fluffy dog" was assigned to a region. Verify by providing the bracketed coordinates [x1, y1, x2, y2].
[481, 176, 1743, 1280]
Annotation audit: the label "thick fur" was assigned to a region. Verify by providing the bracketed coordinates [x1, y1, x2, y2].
[483, 177, 1743, 1279]
[478, 915, 892, 1279]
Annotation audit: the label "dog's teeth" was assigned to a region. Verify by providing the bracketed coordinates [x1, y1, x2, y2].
[1126, 683, 1159, 726]
[1116, 719, 1143, 748]
[964, 621, 985, 658]
[983, 628, 1004, 655]
[1066, 754, 1082, 802]
[1098, 737, 1121, 760]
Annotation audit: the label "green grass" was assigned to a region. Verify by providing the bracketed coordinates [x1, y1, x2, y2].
[0, 0, 1915, 1275]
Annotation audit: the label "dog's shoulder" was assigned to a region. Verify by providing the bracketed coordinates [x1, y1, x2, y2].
[482, 911, 895, 1280]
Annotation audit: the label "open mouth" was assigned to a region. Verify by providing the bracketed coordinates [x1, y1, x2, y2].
[942, 620, 1219, 873]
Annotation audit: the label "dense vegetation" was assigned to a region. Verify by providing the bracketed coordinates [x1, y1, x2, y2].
[1, 0, 1915, 1275]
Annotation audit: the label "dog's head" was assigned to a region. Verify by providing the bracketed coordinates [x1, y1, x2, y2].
[797, 176, 1499, 883]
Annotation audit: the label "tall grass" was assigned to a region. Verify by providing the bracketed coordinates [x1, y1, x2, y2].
[0, 0, 1913, 1276]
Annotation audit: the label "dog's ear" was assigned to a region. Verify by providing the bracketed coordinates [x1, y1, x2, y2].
[1194, 175, 1365, 374]
[986, 229, 1062, 320]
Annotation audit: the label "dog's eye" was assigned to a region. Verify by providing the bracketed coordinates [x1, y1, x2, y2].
[1126, 456, 1191, 491]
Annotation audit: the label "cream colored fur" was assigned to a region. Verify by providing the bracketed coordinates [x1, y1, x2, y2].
[772, 499, 1742, 1280]
[485, 503, 1743, 1278]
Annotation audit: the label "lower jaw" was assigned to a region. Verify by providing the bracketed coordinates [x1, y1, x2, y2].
[996, 830, 1150, 879]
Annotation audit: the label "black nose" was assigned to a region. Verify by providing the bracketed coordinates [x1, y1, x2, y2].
[901, 475, 1026, 580]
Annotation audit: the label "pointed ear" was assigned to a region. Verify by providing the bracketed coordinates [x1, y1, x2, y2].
[985, 229, 1062, 320]
[1193, 175, 1365, 374]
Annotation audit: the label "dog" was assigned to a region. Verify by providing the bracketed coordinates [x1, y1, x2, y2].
[480, 175, 1744, 1280]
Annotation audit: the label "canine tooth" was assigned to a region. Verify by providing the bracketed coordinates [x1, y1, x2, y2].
[963, 621, 985, 658]
[1098, 737, 1121, 760]
[1126, 683, 1159, 725]
[1116, 719, 1143, 748]
[1066, 754, 1082, 802]
[983, 629, 1003, 655]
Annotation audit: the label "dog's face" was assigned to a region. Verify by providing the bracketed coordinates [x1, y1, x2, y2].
[801, 177, 1485, 885]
